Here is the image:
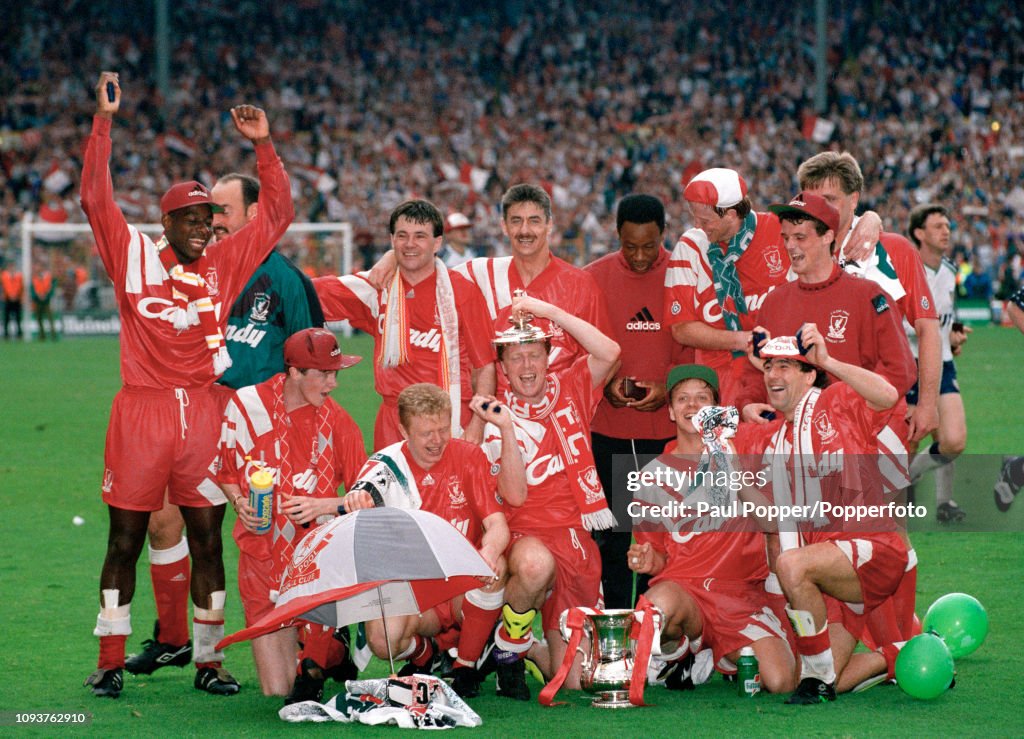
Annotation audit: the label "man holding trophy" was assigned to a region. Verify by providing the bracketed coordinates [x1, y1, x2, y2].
[477, 292, 620, 700]
[627, 365, 796, 695]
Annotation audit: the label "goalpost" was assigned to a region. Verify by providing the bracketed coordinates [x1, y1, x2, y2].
[16, 214, 354, 341]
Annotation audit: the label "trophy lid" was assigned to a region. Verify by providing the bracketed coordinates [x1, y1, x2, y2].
[492, 289, 553, 346]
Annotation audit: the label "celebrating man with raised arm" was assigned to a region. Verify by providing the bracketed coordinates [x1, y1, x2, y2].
[81, 71, 294, 699]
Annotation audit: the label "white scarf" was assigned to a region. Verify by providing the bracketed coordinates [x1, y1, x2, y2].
[380, 258, 462, 436]
[770, 387, 828, 551]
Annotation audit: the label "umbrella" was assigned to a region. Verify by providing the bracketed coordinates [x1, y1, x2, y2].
[217, 507, 494, 672]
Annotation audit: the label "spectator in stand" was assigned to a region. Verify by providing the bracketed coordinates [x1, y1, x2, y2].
[439, 212, 478, 267]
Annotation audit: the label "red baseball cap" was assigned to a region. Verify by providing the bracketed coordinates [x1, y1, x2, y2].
[284, 328, 362, 371]
[159, 181, 223, 216]
[768, 192, 839, 234]
[684, 168, 748, 209]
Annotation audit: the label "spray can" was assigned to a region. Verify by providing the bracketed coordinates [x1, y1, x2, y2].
[248, 461, 274, 535]
[737, 646, 760, 697]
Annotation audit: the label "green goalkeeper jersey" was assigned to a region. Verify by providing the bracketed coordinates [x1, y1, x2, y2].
[218, 250, 325, 390]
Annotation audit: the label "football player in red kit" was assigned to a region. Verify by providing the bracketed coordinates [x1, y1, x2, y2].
[476, 294, 620, 700]
[342, 383, 511, 699]
[628, 364, 796, 694]
[314, 200, 496, 448]
[742, 331, 908, 704]
[218, 328, 366, 702]
[81, 71, 294, 698]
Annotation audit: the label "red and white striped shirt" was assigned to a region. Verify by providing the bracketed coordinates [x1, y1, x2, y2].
[80, 115, 294, 389]
[455, 255, 611, 375]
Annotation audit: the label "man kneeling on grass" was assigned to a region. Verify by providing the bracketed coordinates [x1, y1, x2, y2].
[342, 383, 512, 699]
[475, 294, 620, 700]
[628, 364, 796, 694]
[742, 328, 908, 704]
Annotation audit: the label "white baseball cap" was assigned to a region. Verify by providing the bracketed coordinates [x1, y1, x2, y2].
[684, 168, 748, 209]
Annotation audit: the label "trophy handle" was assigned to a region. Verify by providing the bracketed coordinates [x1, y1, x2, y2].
[559, 608, 595, 673]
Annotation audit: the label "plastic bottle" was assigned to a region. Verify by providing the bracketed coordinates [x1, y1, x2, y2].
[737, 646, 760, 697]
[248, 463, 274, 535]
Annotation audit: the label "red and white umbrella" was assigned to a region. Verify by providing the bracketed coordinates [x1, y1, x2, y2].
[217, 508, 493, 658]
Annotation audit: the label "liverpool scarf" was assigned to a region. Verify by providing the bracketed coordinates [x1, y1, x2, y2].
[379, 259, 462, 436]
[156, 236, 232, 375]
[268, 374, 338, 584]
[503, 375, 616, 531]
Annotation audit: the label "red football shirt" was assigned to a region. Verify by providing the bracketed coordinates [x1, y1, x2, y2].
[585, 248, 686, 440]
[314, 269, 495, 442]
[736, 384, 896, 545]
[632, 441, 770, 583]
[80, 115, 295, 389]
[455, 255, 611, 375]
[217, 377, 367, 558]
[877, 232, 938, 325]
[481, 356, 601, 533]
[663, 213, 789, 400]
[355, 439, 501, 546]
[735, 264, 918, 410]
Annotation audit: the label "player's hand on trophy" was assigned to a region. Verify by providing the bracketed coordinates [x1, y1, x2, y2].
[509, 292, 554, 323]
[95, 72, 120, 118]
[230, 105, 270, 145]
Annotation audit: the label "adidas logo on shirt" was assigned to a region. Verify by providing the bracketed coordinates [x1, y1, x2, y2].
[626, 307, 661, 331]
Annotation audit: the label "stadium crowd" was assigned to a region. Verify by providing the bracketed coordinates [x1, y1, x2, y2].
[2, 0, 1023, 297]
[2, 0, 1021, 718]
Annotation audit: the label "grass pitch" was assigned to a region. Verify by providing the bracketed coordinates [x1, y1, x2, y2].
[1, 326, 1022, 736]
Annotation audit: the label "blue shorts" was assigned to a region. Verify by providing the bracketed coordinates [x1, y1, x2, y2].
[906, 360, 959, 405]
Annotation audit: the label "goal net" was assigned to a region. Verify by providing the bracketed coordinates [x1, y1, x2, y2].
[14, 215, 354, 340]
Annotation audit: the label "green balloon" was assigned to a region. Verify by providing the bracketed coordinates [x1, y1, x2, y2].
[923, 592, 989, 658]
[896, 633, 955, 700]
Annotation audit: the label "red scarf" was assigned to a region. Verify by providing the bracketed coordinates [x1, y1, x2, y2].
[156, 236, 232, 376]
[539, 604, 660, 707]
[502, 374, 616, 530]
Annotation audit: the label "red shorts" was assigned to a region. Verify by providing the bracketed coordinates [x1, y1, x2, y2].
[238, 548, 276, 626]
[653, 576, 787, 666]
[511, 528, 602, 632]
[433, 599, 459, 632]
[824, 533, 907, 638]
[102, 385, 229, 511]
